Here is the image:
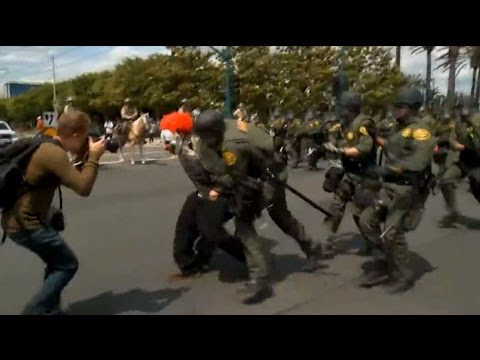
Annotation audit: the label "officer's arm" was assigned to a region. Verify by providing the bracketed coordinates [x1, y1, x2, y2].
[214, 142, 248, 193]
[391, 128, 436, 173]
[328, 124, 342, 144]
[196, 143, 234, 192]
[221, 141, 249, 179]
[450, 123, 465, 150]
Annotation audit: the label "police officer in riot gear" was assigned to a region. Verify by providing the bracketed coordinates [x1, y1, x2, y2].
[357, 87, 436, 292]
[170, 116, 245, 276]
[321, 91, 378, 257]
[193, 110, 327, 303]
[438, 95, 480, 227]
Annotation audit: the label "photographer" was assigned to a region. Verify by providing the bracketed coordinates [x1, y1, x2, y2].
[1, 111, 106, 315]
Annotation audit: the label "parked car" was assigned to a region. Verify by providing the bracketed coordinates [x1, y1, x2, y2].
[0, 120, 19, 147]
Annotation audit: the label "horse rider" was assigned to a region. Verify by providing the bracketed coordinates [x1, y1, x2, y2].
[63, 96, 76, 114]
[120, 98, 139, 134]
[178, 98, 190, 113]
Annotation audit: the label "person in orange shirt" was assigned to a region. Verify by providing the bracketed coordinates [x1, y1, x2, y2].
[35, 115, 57, 138]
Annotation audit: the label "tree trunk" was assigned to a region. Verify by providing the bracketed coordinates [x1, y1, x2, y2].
[395, 46, 401, 68]
[475, 69, 480, 110]
[471, 66, 478, 98]
[426, 49, 432, 107]
[446, 47, 458, 110]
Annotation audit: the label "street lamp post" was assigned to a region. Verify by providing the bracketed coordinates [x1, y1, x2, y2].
[208, 46, 234, 117]
[51, 56, 58, 110]
[334, 46, 349, 120]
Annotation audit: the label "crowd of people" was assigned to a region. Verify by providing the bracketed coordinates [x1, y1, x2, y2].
[2, 85, 480, 313]
[164, 88, 480, 303]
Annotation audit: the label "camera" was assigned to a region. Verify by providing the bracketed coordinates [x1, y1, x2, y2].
[49, 207, 65, 232]
[105, 138, 120, 153]
[89, 132, 120, 153]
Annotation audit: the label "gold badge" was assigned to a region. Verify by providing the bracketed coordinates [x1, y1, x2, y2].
[401, 128, 412, 138]
[412, 129, 431, 141]
[222, 151, 237, 166]
[347, 132, 354, 140]
[359, 126, 369, 136]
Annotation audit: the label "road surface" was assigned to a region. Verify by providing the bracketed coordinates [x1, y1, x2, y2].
[1, 146, 480, 315]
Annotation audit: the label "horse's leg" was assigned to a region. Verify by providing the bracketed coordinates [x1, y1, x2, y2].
[119, 143, 125, 161]
[130, 141, 136, 165]
[140, 141, 145, 164]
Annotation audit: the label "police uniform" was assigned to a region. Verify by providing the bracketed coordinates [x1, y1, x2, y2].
[323, 111, 377, 255]
[433, 114, 456, 185]
[174, 132, 245, 275]
[304, 117, 325, 170]
[376, 115, 397, 166]
[194, 112, 324, 303]
[439, 111, 480, 224]
[270, 114, 288, 154]
[357, 87, 436, 292]
[286, 117, 304, 167]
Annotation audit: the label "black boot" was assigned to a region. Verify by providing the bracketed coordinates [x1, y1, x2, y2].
[356, 259, 389, 288]
[238, 280, 274, 304]
[438, 211, 460, 228]
[323, 236, 338, 258]
[439, 185, 459, 227]
[301, 241, 330, 272]
[384, 263, 416, 294]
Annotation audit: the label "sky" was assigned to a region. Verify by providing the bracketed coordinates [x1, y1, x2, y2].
[0, 46, 474, 97]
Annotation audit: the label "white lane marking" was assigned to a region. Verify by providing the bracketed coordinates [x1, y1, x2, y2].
[100, 155, 176, 165]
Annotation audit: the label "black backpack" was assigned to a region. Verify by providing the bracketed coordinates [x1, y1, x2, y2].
[0, 135, 61, 242]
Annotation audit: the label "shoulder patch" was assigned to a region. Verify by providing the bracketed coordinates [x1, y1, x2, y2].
[222, 151, 237, 166]
[412, 128, 431, 141]
[401, 127, 412, 138]
[329, 123, 341, 132]
[359, 126, 369, 136]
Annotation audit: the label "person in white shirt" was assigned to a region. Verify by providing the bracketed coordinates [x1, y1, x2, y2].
[104, 119, 114, 139]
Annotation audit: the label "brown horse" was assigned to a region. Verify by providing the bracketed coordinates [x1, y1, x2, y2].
[113, 113, 150, 164]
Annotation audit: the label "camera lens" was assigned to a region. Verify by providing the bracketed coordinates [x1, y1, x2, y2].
[106, 139, 120, 153]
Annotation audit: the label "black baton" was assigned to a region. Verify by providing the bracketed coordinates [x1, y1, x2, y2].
[265, 168, 333, 217]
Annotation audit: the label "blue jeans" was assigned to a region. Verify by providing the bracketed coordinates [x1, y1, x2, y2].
[10, 227, 79, 315]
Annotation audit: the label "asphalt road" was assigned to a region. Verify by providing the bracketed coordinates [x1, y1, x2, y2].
[1, 145, 480, 315]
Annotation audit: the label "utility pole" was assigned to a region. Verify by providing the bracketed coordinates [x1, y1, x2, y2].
[51, 56, 58, 110]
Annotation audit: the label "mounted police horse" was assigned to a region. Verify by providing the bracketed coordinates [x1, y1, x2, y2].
[113, 113, 151, 165]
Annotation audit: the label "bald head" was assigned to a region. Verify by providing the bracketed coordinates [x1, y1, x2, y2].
[57, 110, 91, 137]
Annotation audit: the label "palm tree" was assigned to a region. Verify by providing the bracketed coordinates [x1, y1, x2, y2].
[468, 47, 480, 109]
[395, 46, 401, 67]
[411, 46, 436, 107]
[436, 46, 467, 110]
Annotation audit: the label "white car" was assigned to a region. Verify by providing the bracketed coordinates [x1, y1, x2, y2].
[0, 120, 19, 147]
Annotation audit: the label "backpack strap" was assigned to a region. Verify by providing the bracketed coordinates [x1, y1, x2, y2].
[58, 186, 63, 210]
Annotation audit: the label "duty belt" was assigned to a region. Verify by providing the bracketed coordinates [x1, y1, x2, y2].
[383, 173, 427, 187]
